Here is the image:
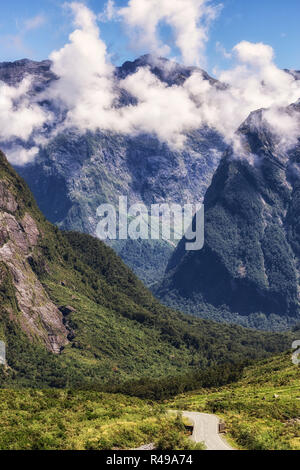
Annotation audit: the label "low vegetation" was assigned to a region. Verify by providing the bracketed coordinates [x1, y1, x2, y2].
[0, 352, 298, 450]
[0, 389, 202, 450]
[169, 352, 300, 450]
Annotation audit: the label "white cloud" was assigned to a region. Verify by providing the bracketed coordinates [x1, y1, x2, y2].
[172, 41, 300, 154]
[98, 0, 117, 22]
[119, 67, 203, 147]
[0, 78, 49, 141]
[118, 0, 222, 66]
[45, 6, 300, 153]
[233, 41, 274, 67]
[0, 77, 50, 165]
[214, 41, 300, 136]
[24, 14, 46, 32]
[6, 145, 39, 165]
[263, 106, 300, 152]
[45, 2, 202, 145]
[47, 2, 116, 131]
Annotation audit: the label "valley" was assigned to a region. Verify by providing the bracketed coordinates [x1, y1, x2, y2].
[0, 1, 300, 451]
[0, 56, 226, 287]
[0, 147, 298, 451]
[0, 352, 298, 450]
[0, 149, 292, 389]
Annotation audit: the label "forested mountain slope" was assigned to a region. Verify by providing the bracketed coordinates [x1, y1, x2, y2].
[0, 149, 293, 388]
[157, 101, 300, 331]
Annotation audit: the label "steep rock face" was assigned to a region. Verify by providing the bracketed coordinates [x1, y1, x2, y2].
[0, 58, 55, 89]
[16, 128, 223, 232]
[0, 56, 226, 285]
[157, 102, 300, 330]
[0, 151, 68, 353]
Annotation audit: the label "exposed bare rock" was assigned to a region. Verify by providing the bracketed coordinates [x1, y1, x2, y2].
[48, 334, 64, 354]
[59, 305, 76, 316]
[0, 196, 68, 353]
[0, 213, 29, 253]
[0, 181, 18, 213]
[21, 213, 40, 246]
[133, 443, 155, 450]
[286, 418, 300, 426]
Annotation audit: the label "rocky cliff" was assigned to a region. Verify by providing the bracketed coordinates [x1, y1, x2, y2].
[0, 150, 68, 353]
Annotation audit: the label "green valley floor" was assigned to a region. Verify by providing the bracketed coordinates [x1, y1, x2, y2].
[0, 389, 203, 450]
[169, 352, 300, 450]
[0, 352, 299, 450]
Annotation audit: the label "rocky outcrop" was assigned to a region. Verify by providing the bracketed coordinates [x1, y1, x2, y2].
[0, 59, 55, 89]
[0, 163, 68, 353]
[0, 181, 18, 213]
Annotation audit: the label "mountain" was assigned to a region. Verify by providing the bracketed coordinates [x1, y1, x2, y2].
[156, 101, 300, 331]
[0, 58, 54, 88]
[0, 148, 294, 388]
[0, 56, 226, 286]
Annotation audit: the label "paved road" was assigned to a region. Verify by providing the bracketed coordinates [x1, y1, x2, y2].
[182, 411, 234, 450]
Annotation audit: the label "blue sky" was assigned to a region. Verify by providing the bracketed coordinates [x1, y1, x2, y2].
[0, 0, 299, 75]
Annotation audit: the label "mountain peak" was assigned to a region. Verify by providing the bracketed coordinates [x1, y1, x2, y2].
[117, 54, 216, 86]
[0, 58, 54, 87]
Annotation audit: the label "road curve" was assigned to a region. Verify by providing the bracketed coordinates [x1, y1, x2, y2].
[182, 411, 234, 451]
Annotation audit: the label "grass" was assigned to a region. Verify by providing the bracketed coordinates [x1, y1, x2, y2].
[0, 389, 202, 450]
[168, 352, 300, 450]
[0, 353, 298, 450]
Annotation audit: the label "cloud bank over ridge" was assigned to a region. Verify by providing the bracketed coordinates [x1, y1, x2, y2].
[0, 1, 300, 165]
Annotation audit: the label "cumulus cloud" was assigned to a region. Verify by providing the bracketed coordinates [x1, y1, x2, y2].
[118, 0, 221, 66]
[98, 0, 117, 22]
[45, 2, 202, 145]
[6, 145, 40, 166]
[114, 39, 300, 151]
[47, 2, 117, 133]
[0, 77, 49, 164]
[119, 67, 203, 147]
[175, 41, 300, 153]
[263, 107, 300, 152]
[0, 77, 48, 139]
